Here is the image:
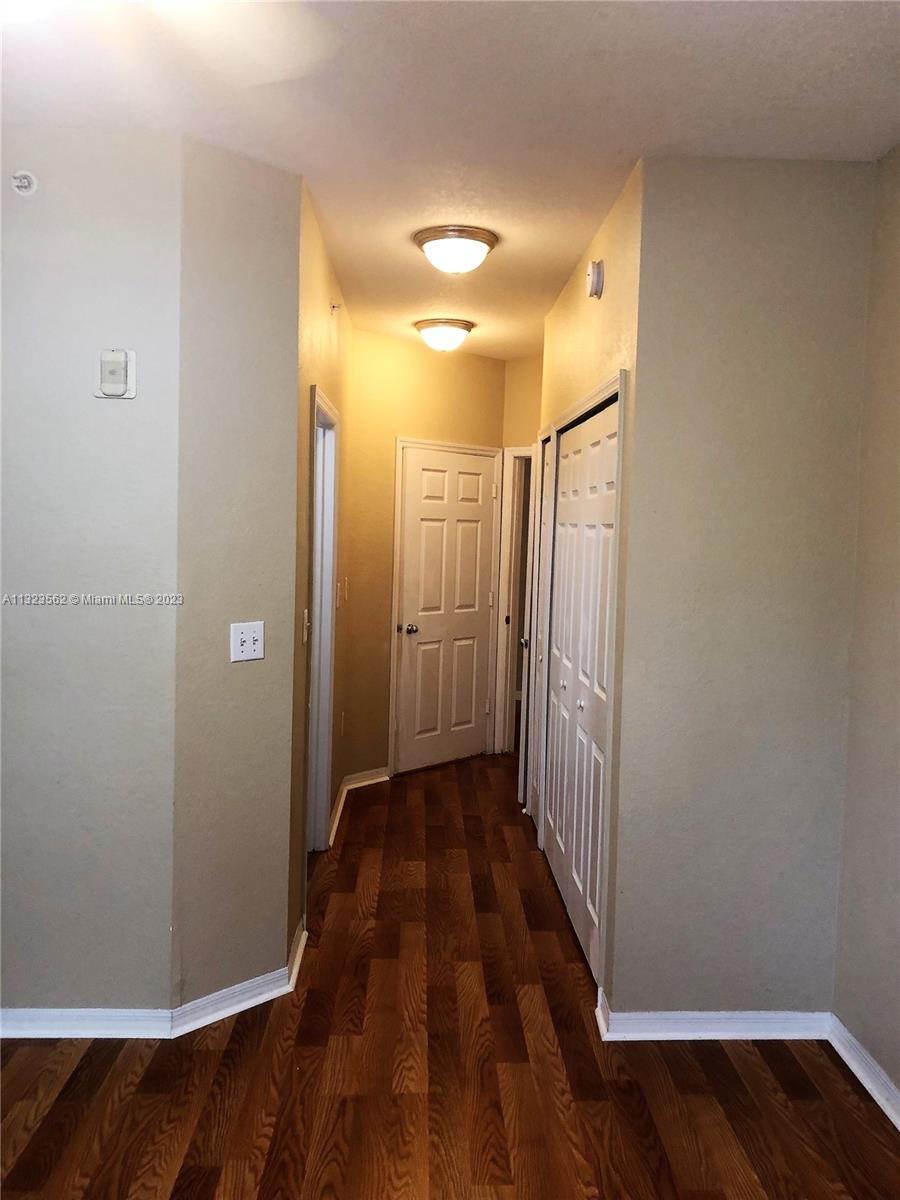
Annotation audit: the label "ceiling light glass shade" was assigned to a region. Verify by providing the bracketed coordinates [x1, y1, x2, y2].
[414, 319, 475, 352]
[413, 225, 499, 274]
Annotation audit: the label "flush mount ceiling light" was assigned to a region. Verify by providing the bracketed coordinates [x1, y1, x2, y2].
[413, 225, 499, 274]
[414, 319, 475, 352]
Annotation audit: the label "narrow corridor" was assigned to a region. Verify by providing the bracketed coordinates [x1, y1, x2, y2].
[2, 756, 898, 1198]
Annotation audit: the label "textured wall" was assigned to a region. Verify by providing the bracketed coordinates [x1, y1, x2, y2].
[835, 146, 900, 1083]
[288, 189, 353, 938]
[1, 128, 181, 1007]
[2, 129, 302, 1010]
[503, 354, 543, 446]
[173, 142, 301, 1003]
[336, 329, 505, 780]
[612, 158, 874, 1012]
[541, 165, 643, 427]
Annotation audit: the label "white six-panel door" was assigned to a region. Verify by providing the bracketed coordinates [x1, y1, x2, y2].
[544, 401, 619, 980]
[395, 444, 498, 773]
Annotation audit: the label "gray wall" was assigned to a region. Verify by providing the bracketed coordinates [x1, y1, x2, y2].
[611, 159, 875, 1012]
[173, 141, 300, 1004]
[2, 128, 182, 1007]
[2, 129, 301, 1010]
[835, 147, 900, 1084]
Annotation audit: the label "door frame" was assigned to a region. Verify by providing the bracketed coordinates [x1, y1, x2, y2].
[306, 386, 340, 851]
[494, 446, 537, 761]
[525, 435, 552, 830]
[388, 437, 502, 776]
[534, 370, 628, 984]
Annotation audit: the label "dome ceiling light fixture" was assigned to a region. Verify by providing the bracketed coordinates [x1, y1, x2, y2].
[414, 318, 475, 352]
[413, 225, 499, 274]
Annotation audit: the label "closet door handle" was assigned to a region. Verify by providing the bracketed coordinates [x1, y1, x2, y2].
[577, 699, 585, 711]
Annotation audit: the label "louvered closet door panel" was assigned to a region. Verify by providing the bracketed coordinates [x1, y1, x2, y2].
[544, 401, 619, 982]
[397, 446, 497, 773]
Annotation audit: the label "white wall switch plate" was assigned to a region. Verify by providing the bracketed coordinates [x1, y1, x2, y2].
[230, 620, 264, 662]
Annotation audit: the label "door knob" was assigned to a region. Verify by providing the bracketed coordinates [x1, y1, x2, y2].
[520, 637, 529, 649]
[577, 699, 585, 710]
[561, 680, 567, 690]
[405, 623, 419, 634]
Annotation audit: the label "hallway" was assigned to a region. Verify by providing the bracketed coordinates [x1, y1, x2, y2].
[2, 756, 898, 1198]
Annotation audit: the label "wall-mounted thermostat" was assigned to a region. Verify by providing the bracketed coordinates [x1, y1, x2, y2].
[95, 349, 136, 398]
[586, 259, 604, 299]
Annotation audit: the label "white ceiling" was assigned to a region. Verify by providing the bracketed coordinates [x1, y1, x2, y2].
[5, 2, 899, 358]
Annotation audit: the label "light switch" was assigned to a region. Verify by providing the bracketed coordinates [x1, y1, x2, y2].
[230, 620, 264, 662]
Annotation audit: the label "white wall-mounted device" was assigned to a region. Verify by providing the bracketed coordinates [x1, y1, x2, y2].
[230, 620, 265, 662]
[95, 349, 136, 398]
[586, 259, 605, 299]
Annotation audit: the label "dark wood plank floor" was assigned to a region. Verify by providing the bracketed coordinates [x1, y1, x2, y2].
[3, 755, 898, 1198]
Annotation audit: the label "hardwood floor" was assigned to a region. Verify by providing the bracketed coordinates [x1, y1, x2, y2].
[2, 754, 898, 1198]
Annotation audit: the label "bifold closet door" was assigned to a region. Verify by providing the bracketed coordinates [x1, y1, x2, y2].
[544, 401, 619, 981]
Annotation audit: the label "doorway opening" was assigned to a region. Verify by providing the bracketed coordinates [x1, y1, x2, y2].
[307, 386, 339, 851]
[495, 447, 536, 804]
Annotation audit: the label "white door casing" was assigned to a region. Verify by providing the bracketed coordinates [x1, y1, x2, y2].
[528, 438, 554, 831]
[544, 397, 620, 981]
[307, 387, 339, 851]
[496, 447, 535, 758]
[515, 447, 538, 806]
[393, 441, 500, 774]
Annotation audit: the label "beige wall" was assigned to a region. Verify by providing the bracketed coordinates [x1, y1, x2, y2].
[541, 166, 645, 987]
[835, 147, 899, 1083]
[1, 127, 182, 1008]
[503, 354, 543, 446]
[610, 159, 875, 1011]
[288, 188, 353, 936]
[173, 142, 301, 1004]
[2, 129, 302, 1010]
[335, 329, 505, 780]
[542, 164, 643, 427]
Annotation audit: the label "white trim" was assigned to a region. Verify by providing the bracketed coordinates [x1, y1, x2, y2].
[495, 446, 535, 755]
[517, 445, 539, 808]
[530, 435, 554, 842]
[171, 966, 294, 1038]
[388, 437, 502, 775]
[329, 767, 390, 846]
[0, 1008, 173, 1039]
[593, 1002, 899, 1129]
[829, 1015, 900, 1130]
[595, 988, 610, 1038]
[0, 924, 309, 1040]
[287, 924, 309, 990]
[601, 1008, 833, 1042]
[307, 385, 339, 852]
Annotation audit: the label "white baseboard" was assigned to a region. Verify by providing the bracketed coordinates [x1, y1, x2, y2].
[602, 1008, 832, 1042]
[1, 922, 309, 1041]
[595, 998, 898, 1130]
[329, 767, 390, 846]
[829, 1015, 900, 1130]
[595, 987, 610, 1038]
[287, 924, 308, 990]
